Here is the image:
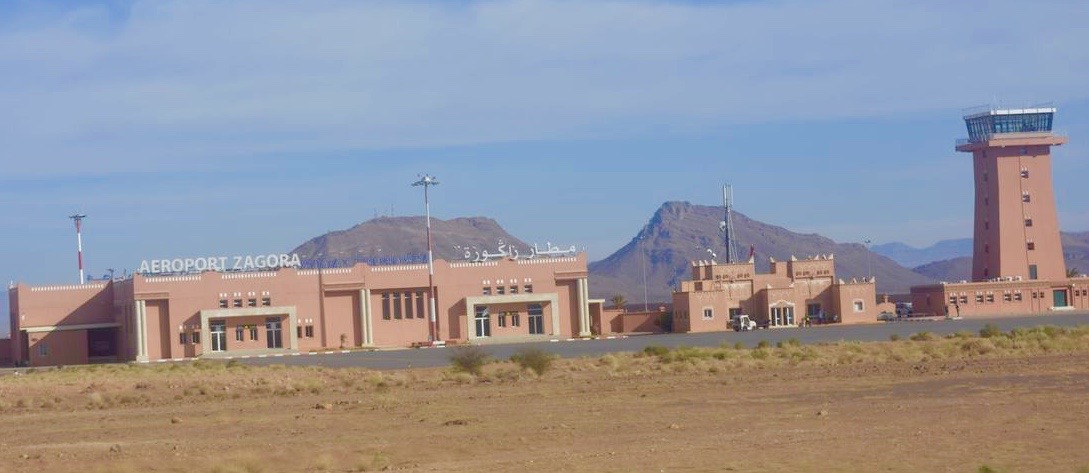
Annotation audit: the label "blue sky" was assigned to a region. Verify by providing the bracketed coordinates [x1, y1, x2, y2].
[4, 0, 1089, 334]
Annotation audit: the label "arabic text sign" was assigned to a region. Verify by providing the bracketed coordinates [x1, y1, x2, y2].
[138, 253, 302, 275]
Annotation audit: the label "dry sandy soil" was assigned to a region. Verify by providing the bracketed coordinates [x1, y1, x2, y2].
[2, 331, 1089, 472]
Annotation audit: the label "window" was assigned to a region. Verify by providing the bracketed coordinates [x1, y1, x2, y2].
[416, 292, 425, 320]
[497, 286, 506, 295]
[219, 299, 229, 309]
[483, 287, 492, 296]
[959, 296, 968, 305]
[235, 327, 244, 341]
[404, 292, 414, 319]
[498, 313, 507, 327]
[1029, 264, 1039, 280]
[1025, 219, 1033, 227]
[853, 300, 864, 312]
[192, 332, 201, 344]
[394, 293, 403, 319]
[524, 284, 533, 294]
[511, 312, 521, 327]
[510, 285, 519, 294]
[233, 299, 243, 308]
[247, 298, 257, 307]
[250, 326, 259, 340]
[948, 296, 957, 304]
[1004, 293, 1012, 302]
[305, 326, 314, 338]
[986, 294, 995, 303]
[976, 294, 984, 303]
[180, 333, 188, 345]
[1015, 293, 1023, 301]
[1022, 193, 1031, 203]
[262, 297, 271, 306]
[1027, 242, 1036, 251]
[1021, 169, 1030, 178]
[297, 326, 303, 338]
[702, 308, 714, 320]
[38, 342, 49, 357]
[382, 293, 391, 320]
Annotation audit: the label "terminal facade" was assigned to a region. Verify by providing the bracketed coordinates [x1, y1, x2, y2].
[672, 255, 881, 332]
[8, 255, 602, 367]
[911, 107, 1089, 316]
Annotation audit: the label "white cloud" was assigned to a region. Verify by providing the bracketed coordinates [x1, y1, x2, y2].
[2, 0, 1088, 177]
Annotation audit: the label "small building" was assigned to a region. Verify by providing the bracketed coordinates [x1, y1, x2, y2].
[7, 255, 596, 367]
[672, 255, 880, 333]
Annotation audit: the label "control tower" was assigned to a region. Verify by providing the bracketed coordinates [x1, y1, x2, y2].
[956, 106, 1067, 282]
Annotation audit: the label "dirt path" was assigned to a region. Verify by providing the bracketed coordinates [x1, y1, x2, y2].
[2, 353, 1089, 472]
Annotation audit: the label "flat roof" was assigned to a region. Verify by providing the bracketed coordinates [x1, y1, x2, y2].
[964, 107, 1057, 120]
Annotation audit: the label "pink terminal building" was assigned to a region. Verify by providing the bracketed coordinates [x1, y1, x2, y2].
[8, 255, 609, 367]
[671, 255, 884, 332]
[911, 106, 1089, 316]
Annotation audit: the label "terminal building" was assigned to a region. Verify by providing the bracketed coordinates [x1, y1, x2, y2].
[672, 255, 882, 332]
[911, 106, 1089, 316]
[7, 254, 603, 367]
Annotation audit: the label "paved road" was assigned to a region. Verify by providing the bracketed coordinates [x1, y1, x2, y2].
[241, 312, 1089, 370]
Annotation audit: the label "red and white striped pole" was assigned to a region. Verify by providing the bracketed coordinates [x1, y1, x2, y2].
[69, 213, 87, 284]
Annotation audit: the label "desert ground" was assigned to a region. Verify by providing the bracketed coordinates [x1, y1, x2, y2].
[2, 326, 1089, 473]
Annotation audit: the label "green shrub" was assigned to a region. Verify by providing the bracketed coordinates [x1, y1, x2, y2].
[757, 340, 770, 349]
[510, 348, 557, 376]
[910, 331, 935, 342]
[642, 345, 670, 358]
[979, 323, 1003, 338]
[734, 341, 745, 350]
[448, 346, 490, 376]
[889, 334, 901, 342]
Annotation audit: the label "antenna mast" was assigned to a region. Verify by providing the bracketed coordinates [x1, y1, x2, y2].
[69, 213, 87, 284]
[721, 185, 739, 264]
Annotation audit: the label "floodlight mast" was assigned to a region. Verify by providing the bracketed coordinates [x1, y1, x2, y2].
[69, 213, 87, 284]
[412, 174, 440, 343]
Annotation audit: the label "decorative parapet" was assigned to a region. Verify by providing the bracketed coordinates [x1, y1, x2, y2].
[222, 272, 278, 280]
[298, 268, 353, 276]
[450, 261, 499, 269]
[370, 264, 427, 273]
[145, 275, 202, 283]
[516, 257, 577, 265]
[29, 283, 108, 292]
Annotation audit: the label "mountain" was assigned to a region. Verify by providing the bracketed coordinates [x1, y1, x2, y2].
[588, 202, 935, 303]
[871, 239, 973, 269]
[912, 257, 972, 283]
[291, 216, 530, 263]
[911, 232, 1089, 282]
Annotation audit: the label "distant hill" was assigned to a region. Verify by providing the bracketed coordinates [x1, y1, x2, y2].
[871, 239, 972, 269]
[908, 231, 1089, 282]
[588, 202, 935, 303]
[291, 216, 530, 263]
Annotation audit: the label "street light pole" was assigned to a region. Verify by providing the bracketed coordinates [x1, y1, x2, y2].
[413, 174, 440, 343]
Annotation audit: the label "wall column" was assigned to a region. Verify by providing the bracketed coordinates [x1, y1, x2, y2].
[577, 278, 591, 337]
[360, 289, 374, 346]
[135, 300, 149, 362]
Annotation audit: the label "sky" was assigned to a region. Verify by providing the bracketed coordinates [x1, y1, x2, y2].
[4, 0, 1089, 334]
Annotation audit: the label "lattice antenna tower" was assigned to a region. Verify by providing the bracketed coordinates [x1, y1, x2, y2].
[720, 185, 740, 264]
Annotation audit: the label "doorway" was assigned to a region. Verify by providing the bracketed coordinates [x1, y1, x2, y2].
[1053, 289, 1069, 308]
[528, 304, 545, 335]
[265, 317, 283, 349]
[474, 306, 491, 337]
[210, 321, 227, 352]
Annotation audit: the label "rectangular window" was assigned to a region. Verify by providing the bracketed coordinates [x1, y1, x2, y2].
[233, 299, 243, 308]
[250, 326, 258, 340]
[219, 299, 229, 309]
[960, 296, 968, 304]
[498, 313, 507, 327]
[235, 327, 244, 341]
[510, 285, 519, 294]
[976, 294, 984, 303]
[497, 286, 506, 295]
[1021, 169, 1030, 178]
[702, 308, 714, 320]
[180, 333, 188, 345]
[394, 293, 403, 319]
[38, 342, 49, 356]
[247, 298, 257, 307]
[305, 326, 314, 338]
[297, 326, 303, 338]
[404, 292, 414, 319]
[1004, 293, 1012, 302]
[1022, 193, 1031, 203]
[806, 303, 821, 317]
[1029, 264, 1039, 280]
[1027, 242, 1036, 251]
[192, 332, 201, 344]
[524, 284, 533, 294]
[986, 294, 995, 303]
[853, 301, 864, 312]
[1015, 293, 1023, 301]
[511, 312, 521, 327]
[382, 293, 391, 320]
[483, 287, 492, 296]
[1025, 219, 1033, 227]
[262, 297, 271, 306]
[416, 292, 425, 320]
